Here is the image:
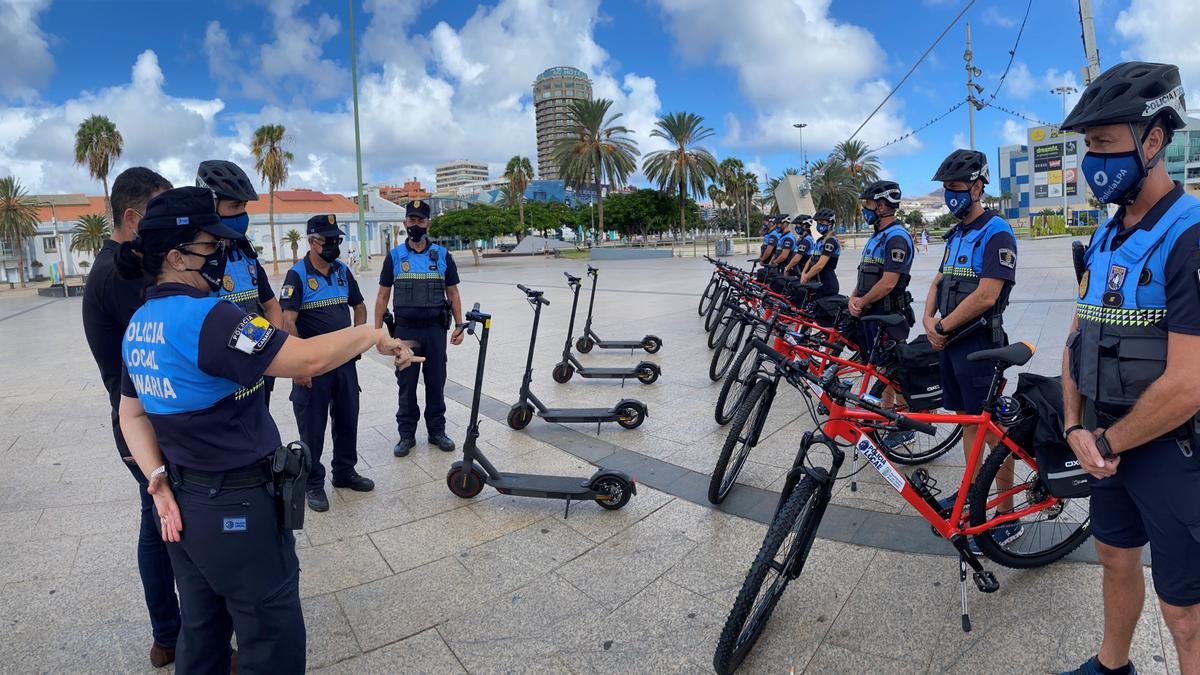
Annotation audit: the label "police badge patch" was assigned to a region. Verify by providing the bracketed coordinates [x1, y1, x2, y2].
[401, 260, 410, 273]
[228, 315, 275, 354]
[890, 248, 907, 263]
[998, 248, 1016, 270]
[1107, 265, 1127, 290]
[1079, 270, 1089, 298]
[281, 285, 295, 300]
[308, 278, 319, 291]
[222, 275, 234, 292]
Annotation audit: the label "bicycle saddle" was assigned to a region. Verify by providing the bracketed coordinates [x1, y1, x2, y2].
[966, 341, 1035, 367]
[858, 313, 907, 327]
[815, 295, 848, 312]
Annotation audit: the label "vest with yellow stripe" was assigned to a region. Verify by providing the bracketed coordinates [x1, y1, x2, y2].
[288, 258, 351, 314]
[218, 247, 262, 313]
[389, 243, 448, 311]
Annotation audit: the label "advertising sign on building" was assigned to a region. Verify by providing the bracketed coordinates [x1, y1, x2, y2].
[1028, 125, 1086, 209]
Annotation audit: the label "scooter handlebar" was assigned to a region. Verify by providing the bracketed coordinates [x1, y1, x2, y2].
[563, 272, 581, 285]
[517, 284, 550, 305]
[464, 302, 489, 334]
[587, 265, 598, 275]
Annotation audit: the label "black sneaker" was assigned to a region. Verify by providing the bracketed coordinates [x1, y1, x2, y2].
[393, 436, 416, 457]
[1060, 656, 1137, 675]
[306, 488, 329, 512]
[332, 472, 375, 492]
[429, 433, 456, 453]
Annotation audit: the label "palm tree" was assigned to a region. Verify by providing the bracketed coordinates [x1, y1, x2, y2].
[73, 115, 124, 220]
[642, 112, 719, 236]
[717, 158, 745, 241]
[0, 176, 41, 287]
[497, 185, 520, 211]
[283, 229, 302, 263]
[503, 156, 534, 232]
[833, 140, 881, 191]
[553, 98, 640, 237]
[810, 158, 859, 228]
[251, 124, 294, 274]
[707, 184, 725, 225]
[70, 213, 110, 258]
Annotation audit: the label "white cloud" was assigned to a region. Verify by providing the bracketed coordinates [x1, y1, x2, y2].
[1116, 0, 1200, 92]
[952, 132, 968, 150]
[1002, 62, 1036, 99]
[652, 0, 916, 162]
[1001, 118, 1028, 146]
[0, 0, 54, 100]
[982, 6, 1017, 29]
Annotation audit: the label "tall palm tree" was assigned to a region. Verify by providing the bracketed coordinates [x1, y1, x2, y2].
[70, 213, 110, 258]
[810, 158, 859, 228]
[553, 98, 640, 237]
[707, 184, 725, 224]
[251, 124, 294, 274]
[73, 115, 124, 220]
[717, 158, 745, 238]
[497, 185, 520, 211]
[642, 112, 719, 235]
[283, 229, 302, 263]
[833, 139, 881, 191]
[0, 176, 41, 287]
[503, 155, 534, 231]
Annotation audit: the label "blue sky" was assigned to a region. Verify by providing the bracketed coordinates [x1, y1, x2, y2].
[3, 0, 1197, 199]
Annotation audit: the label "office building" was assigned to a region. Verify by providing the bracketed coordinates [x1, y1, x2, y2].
[996, 144, 1030, 221]
[436, 160, 489, 193]
[533, 66, 593, 180]
[377, 178, 431, 205]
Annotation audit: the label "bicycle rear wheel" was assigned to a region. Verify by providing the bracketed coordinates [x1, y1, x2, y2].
[710, 319, 748, 381]
[700, 277, 721, 316]
[709, 379, 772, 504]
[715, 342, 761, 425]
[878, 419, 962, 465]
[713, 474, 826, 675]
[967, 443, 1092, 569]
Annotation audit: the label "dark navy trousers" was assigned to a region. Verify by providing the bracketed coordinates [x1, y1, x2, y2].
[290, 361, 360, 490]
[159, 478, 305, 674]
[393, 323, 448, 437]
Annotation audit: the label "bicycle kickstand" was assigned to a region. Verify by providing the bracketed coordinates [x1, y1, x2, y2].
[850, 446, 860, 493]
[958, 558, 972, 633]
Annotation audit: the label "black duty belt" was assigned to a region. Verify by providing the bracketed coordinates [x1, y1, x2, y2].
[174, 460, 273, 489]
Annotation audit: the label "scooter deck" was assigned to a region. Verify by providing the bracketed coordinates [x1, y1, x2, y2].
[540, 407, 620, 423]
[577, 367, 640, 378]
[490, 472, 594, 499]
[592, 340, 644, 349]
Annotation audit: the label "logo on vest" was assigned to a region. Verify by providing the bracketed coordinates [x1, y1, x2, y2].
[957, 255, 968, 264]
[222, 275, 234, 292]
[308, 278, 319, 291]
[401, 260, 411, 273]
[1139, 268, 1152, 286]
[1079, 269, 1089, 298]
[1107, 265, 1127, 291]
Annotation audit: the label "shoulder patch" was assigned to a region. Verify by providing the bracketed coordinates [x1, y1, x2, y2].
[998, 248, 1016, 269]
[228, 315, 275, 355]
[890, 248, 907, 263]
[280, 285, 295, 300]
[824, 241, 837, 254]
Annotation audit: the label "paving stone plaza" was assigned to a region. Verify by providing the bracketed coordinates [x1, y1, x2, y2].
[0, 239, 1182, 674]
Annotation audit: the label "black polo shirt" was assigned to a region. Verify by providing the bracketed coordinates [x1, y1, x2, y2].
[82, 239, 150, 416]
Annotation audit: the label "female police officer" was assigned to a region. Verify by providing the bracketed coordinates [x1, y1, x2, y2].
[115, 187, 419, 674]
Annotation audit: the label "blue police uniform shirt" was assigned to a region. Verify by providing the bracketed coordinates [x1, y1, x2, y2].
[863, 222, 914, 275]
[764, 229, 781, 248]
[816, 235, 841, 270]
[778, 231, 798, 253]
[378, 241, 460, 324]
[120, 284, 288, 472]
[940, 209, 1017, 285]
[279, 257, 364, 338]
[795, 234, 815, 259]
[218, 247, 275, 313]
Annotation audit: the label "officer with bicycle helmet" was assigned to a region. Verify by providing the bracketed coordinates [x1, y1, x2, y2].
[1059, 62, 1200, 675]
[759, 216, 784, 263]
[849, 184, 915, 363]
[196, 160, 284, 407]
[116, 187, 419, 674]
[768, 215, 799, 268]
[783, 215, 815, 276]
[800, 210, 841, 297]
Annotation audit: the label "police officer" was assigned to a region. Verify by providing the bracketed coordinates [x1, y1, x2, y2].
[280, 215, 375, 513]
[196, 160, 284, 408]
[376, 199, 466, 456]
[759, 216, 783, 263]
[799, 209, 841, 297]
[81, 167, 181, 668]
[848, 182, 915, 364]
[1059, 62, 1200, 675]
[782, 215, 814, 276]
[116, 187, 418, 674]
[769, 216, 799, 269]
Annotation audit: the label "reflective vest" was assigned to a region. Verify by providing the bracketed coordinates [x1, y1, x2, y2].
[937, 215, 1015, 320]
[390, 243, 448, 310]
[1069, 193, 1200, 406]
[218, 247, 262, 313]
[289, 258, 351, 312]
[855, 222, 913, 313]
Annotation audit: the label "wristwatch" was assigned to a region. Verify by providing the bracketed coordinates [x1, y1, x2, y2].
[934, 320, 948, 336]
[1096, 430, 1118, 460]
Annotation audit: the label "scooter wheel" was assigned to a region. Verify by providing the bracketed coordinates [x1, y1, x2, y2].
[616, 403, 646, 429]
[575, 337, 595, 353]
[592, 475, 633, 510]
[507, 403, 534, 430]
[636, 362, 660, 385]
[641, 336, 662, 354]
[552, 363, 575, 383]
[446, 465, 485, 498]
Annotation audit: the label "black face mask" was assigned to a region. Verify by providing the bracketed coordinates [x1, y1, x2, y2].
[407, 225, 427, 242]
[180, 243, 228, 292]
[319, 240, 341, 263]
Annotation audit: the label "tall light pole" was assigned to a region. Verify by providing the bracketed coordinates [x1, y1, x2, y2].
[1053, 85, 1079, 229]
[964, 22, 983, 150]
[792, 123, 808, 181]
[348, 0, 369, 272]
[38, 201, 67, 279]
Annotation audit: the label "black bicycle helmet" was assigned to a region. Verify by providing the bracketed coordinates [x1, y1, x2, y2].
[932, 149, 989, 184]
[790, 214, 812, 225]
[813, 208, 836, 222]
[860, 180, 902, 205]
[1061, 61, 1187, 134]
[196, 160, 259, 202]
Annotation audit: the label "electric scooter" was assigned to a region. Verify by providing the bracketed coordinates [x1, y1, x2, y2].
[553, 273, 661, 385]
[573, 265, 663, 354]
[509, 284, 649, 430]
[446, 303, 637, 515]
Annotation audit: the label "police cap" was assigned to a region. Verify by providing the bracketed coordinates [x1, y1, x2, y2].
[406, 199, 431, 220]
[138, 186, 240, 239]
[306, 214, 346, 237]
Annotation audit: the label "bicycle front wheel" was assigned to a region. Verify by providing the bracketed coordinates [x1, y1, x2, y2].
[710, 319, 748, 381]
[704, 287, 729, 333]
[713, 474, 826, 675]
[715, 343, 760, 425]
[967, 443, 1092, 569]
[700, 277, 721, 316]
[709, 378, 772, 504]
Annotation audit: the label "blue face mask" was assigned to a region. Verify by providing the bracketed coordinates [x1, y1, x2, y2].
[861, 207, 879, 225]
[944, 189, 973, 218]
[221, 212, 250, 237]
[816, 222, 829, 235]
[1081, 151, 1143, 205]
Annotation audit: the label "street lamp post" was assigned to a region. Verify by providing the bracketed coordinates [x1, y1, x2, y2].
[349, 0, 369, 273]
[792, 123, 808, 180]
[1052, 85, 1079, 231]
[38, 201, 67, 280]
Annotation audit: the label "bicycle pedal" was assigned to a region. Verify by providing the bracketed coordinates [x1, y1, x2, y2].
[973, 570, 999, 593]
